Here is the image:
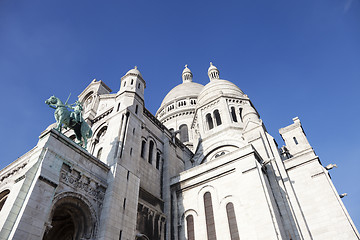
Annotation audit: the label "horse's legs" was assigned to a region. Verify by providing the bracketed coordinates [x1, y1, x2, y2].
[83, 137, 88, 150]
[57, 115, 64, 132]
[54, 113, 61, 131]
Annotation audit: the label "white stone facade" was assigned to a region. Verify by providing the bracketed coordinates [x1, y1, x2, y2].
[0, 64, 358, 240]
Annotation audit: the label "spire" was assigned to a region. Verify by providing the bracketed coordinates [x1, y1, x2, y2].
[182, 64, 193, 83]
[208, 62, 220, 81]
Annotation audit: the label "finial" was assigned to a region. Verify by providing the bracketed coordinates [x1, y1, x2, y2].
[182, 64, 193, 83]
[208, 62, 219, 81]
[134, 66, 138, 70]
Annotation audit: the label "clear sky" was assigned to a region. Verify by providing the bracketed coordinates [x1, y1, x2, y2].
[1, 0, 359, 229]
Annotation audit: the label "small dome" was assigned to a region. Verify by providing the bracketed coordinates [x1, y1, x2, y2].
[125, 66, 142, 78]
[182, 65, 191, 75]
[182, 64, 193, 83]
[198, 79, 245, 106]
[208, 62, 220, 81]
[159, 82, 204, 108]
[208, 62, 218, 72]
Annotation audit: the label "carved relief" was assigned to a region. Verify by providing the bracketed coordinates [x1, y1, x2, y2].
[60, 165, 106, 203]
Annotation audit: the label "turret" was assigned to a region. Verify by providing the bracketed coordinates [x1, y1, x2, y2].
[208, 62, 220, 81]
[182, 65, 193, 83]
[118, 66, 146, 100]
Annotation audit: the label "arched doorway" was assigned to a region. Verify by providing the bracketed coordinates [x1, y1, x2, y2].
[43, 193, 96, 240]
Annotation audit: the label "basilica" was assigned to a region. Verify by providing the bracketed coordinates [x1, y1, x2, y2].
[0, 63, 359, 240]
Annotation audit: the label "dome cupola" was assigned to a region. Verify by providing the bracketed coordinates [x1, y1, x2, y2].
[182, 64, 193, 83]
[119, 66, 146, 99]
[208, 62, 220, 81]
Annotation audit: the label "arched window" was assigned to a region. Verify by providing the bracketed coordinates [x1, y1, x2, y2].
[179, 124, 189, 142]
[186, 215, 195, 240]
[131, 79, 134, 85]
[123, 81, 126, 87]
[96, 126, 107, 142]
[214, 110, 222, 126]
[0, 189, 10, 212]
[226, 203, 240, 240]
[148, 140, 154, 164]
[238, 108, 243, 122]
[97, 147, 103, 159]
[135, 105, 138, 114]
[231, 107, 237, 122]
[156, 152, 161, 169]
[141, 140, 146, 158]
[293, 137, 298, 145]
[206, 113, 214, 130]
[204, 192, 217, 240]
[138, 83, 141, 89]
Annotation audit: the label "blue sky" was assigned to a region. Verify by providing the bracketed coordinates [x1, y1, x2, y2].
[1, 0, 359, 229]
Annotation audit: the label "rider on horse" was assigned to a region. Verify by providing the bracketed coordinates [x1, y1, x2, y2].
[70, 100, 83, 123]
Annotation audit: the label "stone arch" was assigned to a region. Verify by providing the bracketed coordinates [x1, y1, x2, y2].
[199, 145, 239, 165]
[148, 140, 155, 164]
[0, 189, 10, 212]
[200, 145, 239, 164]
[43, 192, 97, 240]
[91, 123, 108, 155]
[146, 136, 157, 164]
[81, 91, 95, 111]
[213, 109, 222, 126]
[197, 139, 247, 165]
[135, 233, 150, 240]
[197, 185, 219, 211]
[181, 209, 198, 240]
[218, 195, 254, 239]
[206, 113, 214, 130]
[179, 124, 189, 142]
[140, 138, 147, 158]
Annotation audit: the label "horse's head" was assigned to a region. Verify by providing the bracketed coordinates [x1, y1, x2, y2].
[45, 95, 57, 105]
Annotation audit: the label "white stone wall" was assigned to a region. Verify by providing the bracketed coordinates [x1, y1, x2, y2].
[173, 145, 286, 240]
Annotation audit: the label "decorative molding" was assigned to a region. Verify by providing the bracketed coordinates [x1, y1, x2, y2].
[0, 162, 27, 182]
[92, 107, 114, 124]
[143, 107, 165, 130]
[60, 167, 106, 202]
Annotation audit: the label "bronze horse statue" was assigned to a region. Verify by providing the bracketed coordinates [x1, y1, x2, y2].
[45, 96, 92, 149]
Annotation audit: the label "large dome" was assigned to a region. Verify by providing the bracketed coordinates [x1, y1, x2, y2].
[160, 82, 204, 108]
[197, 79, 245, 106]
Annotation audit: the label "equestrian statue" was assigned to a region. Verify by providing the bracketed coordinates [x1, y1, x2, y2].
[45, 95, 92, 149]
